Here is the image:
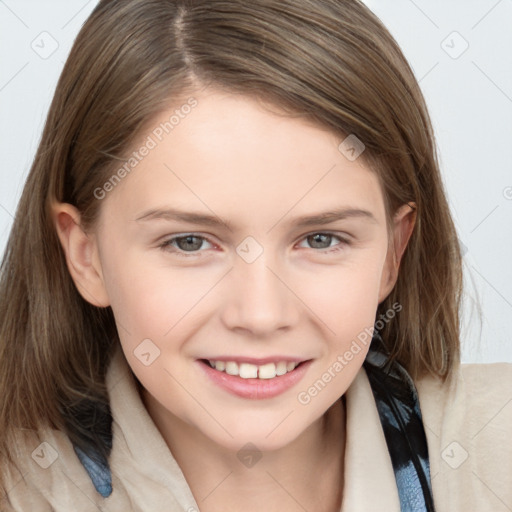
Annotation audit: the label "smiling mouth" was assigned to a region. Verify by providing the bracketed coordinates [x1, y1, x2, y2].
[199, 359, 308, 380]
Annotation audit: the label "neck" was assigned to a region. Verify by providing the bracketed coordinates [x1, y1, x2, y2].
[142, 390, 346, 512]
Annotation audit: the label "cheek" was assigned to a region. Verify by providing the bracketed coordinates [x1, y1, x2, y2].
[101, 248, 221, 345]
[291, 258, 383, 408]
[293, 253, 385, 330]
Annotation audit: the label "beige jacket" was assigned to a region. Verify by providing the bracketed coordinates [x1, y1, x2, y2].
[2, 344, 511, 511]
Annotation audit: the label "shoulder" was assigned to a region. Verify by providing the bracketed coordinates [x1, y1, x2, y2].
[415, 361, 512, 440]
[459, 360, 512, 393]
[415, 362, 512, 511]
[1, 430, 53, 511]
[416, 361, 512, 428]
[1, 428, 109, 512]
[458, 362, 512, 425]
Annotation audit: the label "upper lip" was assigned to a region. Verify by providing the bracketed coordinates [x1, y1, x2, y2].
[200, 356, 310, 365]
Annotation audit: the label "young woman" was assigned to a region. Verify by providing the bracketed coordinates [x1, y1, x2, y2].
[1, 1, 510, 511]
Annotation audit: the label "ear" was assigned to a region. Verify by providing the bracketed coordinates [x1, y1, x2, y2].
[51, 202, 110, 307]
[378, 202, 416, 303]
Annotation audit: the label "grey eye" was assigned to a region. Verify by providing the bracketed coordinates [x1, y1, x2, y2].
[175, 235, 205, 251]
[306, 233, 333, 249]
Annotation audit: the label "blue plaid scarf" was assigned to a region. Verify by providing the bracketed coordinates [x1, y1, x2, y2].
[363, 332, 435, 511]
[74, 331, 435, 511]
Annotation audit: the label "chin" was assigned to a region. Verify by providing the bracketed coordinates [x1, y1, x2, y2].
[196, 410, 319, 454]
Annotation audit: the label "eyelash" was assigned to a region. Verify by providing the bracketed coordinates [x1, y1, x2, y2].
[157, 232, 351, 258]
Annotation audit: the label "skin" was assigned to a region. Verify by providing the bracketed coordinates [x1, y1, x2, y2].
[52, 88, 415, 511]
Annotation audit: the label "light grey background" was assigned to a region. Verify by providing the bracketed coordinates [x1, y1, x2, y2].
[1, 1, 511, 363]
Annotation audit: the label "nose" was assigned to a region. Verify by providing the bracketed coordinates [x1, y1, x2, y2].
[220, 251, 299, 337]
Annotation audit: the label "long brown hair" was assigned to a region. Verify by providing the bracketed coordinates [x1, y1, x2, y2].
[0, 0, 462, 493]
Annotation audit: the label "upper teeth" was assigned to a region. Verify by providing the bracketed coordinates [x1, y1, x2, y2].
[208, 360, 299, 379]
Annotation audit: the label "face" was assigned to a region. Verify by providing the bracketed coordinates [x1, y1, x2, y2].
[57, 88, 413, 453]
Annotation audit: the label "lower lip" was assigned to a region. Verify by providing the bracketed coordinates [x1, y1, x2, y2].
[197, 359, 312, 400]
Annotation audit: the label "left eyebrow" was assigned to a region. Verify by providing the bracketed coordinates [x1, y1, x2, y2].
[286, 208, 378, 228]
[133, 206, 378, 230]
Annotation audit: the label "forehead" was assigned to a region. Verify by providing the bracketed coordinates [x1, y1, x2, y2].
[100, 89, 385, 228]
